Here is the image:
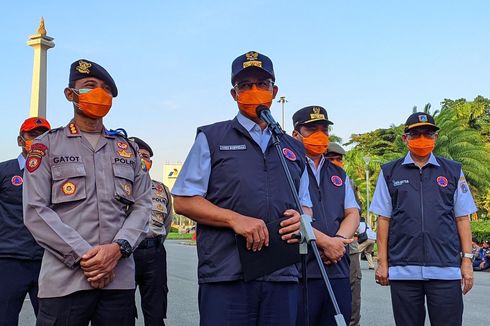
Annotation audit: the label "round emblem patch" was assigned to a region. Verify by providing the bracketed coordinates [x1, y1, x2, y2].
[436, 176, 448, 187]
[282, 148, 297, 161]
[331, 175, 343, 187]
[123, 184, 132, 196]
[62, 182, 76, 195]
[117, 142, 128, 150]
[11, 175, 23, 186]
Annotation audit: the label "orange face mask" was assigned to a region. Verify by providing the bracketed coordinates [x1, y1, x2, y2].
[303, 131, 329, 157]
[236, 87, 273, 119]
[144, 159, 152, 172]
[407, 136, 435, 157]
[74, 87, 112, 119]
[23, 139, 33, 152]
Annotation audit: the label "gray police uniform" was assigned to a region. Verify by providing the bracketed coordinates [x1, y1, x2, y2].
[134, 180, 173, 325]
[23, 121, 152, 299]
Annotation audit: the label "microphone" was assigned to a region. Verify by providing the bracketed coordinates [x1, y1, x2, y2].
[256, 105, 283, 135]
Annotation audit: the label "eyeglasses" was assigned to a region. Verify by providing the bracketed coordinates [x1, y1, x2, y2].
[140, 153, 151, 160]
[234, 79, 274, 92]
[405, 131, 437, 139]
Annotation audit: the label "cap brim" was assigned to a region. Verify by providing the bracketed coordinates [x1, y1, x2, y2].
[301, 118, 334, 125]
[231, 66, 274, 85]
[405, 122, 439, 131]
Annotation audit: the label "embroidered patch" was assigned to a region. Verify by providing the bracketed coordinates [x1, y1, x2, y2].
[118, 149, 133, 158]
[155, 183, 165, 197]
[11, 175, 23, 186]
[282, 148, 297, 161]
[62, 182, 76, 195]
[418, 115, 428, 122]
[436, 176, 448, 187]
[117, 142, 128, 150]
[460, 182, 469, 193]
[26, 143, 48, 173]
[331, 175, 343, 187]
[219, 145, 247, 151]
[393, 179, 409, 187]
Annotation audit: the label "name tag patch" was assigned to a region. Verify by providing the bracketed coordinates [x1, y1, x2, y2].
[393, 180, 409, 187]
[219, 145, 247, 151]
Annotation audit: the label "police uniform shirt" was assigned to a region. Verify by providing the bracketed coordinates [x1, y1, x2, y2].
[370, 152, 477, 280]
[172, 112, 312, 207]
[148, 180, 173, 239]
[23, 122, 152, 298]
[306, 156, 360, 210]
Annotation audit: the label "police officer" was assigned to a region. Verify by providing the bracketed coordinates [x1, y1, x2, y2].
[172, 51, 313, 326]
[326, 142, 362, 326]
[129, 136, 172, 326]
[371, 112, 477, 326]
[23, 59, 152, 325]
[0, 117, 50, 325]
[292, 106, 360, 325]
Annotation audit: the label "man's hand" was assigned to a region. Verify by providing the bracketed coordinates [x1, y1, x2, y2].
[461, 259, 474, 295]
[375, 260, 389, 286]
[80, 243, 122, 282]
[279, 209, 301, 244]
[230, 215, 269, 251]
[318, 236, 352, 263]
[89, 271, 115, 289]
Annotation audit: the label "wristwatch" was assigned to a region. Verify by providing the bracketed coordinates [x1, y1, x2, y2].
[462, 252, 474, 260]
[114, 239, 132, 258]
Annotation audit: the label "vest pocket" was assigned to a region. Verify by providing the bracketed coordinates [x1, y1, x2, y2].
[113, 164, 135, 205]
[51, 163, 87, 204]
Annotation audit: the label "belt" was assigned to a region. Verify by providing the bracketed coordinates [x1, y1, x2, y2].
[137, 236, 163, 249]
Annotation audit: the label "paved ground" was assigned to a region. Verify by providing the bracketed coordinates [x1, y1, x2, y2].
[20, 240, 490, 325]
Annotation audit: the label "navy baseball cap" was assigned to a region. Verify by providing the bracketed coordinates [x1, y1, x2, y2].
[231, 51, 275, 85]
[292, 106, 333, 129]
[69, 59, 118, 97]
[404, 112, 439, 132]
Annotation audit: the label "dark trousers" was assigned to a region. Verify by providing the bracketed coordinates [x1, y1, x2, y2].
[390, 280, 463, 326]
[297, 278, 352, 326]
[199, 280, 298, 326]
[134, 239, 168, 326]
[36, 289, 136, 326]
[0, 258, 41, 326]
[349, 253, 362, 326]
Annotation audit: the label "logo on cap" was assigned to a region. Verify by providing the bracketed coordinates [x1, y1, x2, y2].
[418, 115, 428, 122]
[243, 51, 262, 69]
[436, 176, 448, 187]
[76, 60, 91, 74]
[310, 107, 325, 120]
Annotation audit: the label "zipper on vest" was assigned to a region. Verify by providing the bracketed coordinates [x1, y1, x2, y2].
[263, 154, 271, 219]
[419, 168, 426, 266]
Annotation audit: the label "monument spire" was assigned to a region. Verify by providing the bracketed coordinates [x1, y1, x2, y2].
[27, 17, 55, 118]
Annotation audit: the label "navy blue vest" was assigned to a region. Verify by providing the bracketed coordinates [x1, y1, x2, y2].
[196, 118, 306, 283]
[306, 160, 349, 279]
[0, 158, 43, 260]
[382, 156, 461, 267]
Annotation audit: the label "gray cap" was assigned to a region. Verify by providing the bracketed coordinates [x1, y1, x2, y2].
[326, 142, 346, 156]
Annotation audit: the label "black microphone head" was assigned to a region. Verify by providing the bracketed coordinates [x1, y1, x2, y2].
[256, 105, 270, 117]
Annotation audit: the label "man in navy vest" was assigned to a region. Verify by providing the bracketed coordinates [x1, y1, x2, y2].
[292, 106, 360, 325]
[371, 112, 476, 326]
[172, 51, 313, 326]
[0, 117, 50, 324]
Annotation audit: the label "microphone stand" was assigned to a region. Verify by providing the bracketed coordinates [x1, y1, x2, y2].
[258, 108, 346, 326]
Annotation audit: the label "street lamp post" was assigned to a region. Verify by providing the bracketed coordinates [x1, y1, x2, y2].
[363, 156, 371, 226]
[277, 96, 288, 130]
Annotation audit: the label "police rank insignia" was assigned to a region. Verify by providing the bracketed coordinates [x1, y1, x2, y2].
[76, 60, 91, 74]
[69, 123, 79, 135]
[436, 176, 448, 187]
[26, 143, 48, 173]
[117, 142, 128, 150]
[282, 148, 297, 161]
[62, 181, 76, 195]
[243, 51, 262, 69]
[331, 175, 343, 187]
[118, 149, 133, 158]
[11, 175, 23, 186]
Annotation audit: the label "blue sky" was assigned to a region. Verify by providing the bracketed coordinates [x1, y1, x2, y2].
[2, 1, 489, 181]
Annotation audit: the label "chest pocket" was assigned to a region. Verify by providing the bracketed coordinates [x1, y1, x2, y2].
[113, 164, 135, 205]
[51, 163, 87, 204]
